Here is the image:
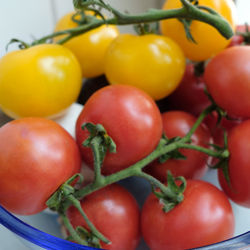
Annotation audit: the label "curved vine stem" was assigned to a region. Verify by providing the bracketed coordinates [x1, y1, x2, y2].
[31, 0, 233, 46]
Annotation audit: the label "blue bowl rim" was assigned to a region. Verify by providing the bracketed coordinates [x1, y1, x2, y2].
[0, 205, 249, 250]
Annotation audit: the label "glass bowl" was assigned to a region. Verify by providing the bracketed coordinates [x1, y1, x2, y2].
[0, 103, 250, 250]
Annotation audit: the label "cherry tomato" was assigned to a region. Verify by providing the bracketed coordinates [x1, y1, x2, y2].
[0, 118, 81, 215]
[162, 63, 210, 116]
[54, 12, 119, 78]
[204, 112, 242, 147]
[75, 85, 163, 175]
[204, 46, 250, 118]
[218, 120, 250, 208]
[144, 111, 211, 182]
[67, 184, 140, 250]
[0, 44, 82, 119]
[160, 0, 237, 61]
[104, 34, 186, 100]
[228, 24, 250, 47]
[141, 180, 235, 250]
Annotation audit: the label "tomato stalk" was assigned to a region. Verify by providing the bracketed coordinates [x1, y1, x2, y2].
[29, 0, 233, 47]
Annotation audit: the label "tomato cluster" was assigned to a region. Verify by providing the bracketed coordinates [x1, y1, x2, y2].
[0, 0, 250, 250]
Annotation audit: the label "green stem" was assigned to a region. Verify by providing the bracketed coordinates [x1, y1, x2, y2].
[67, 195, 110, 244]
[177, 143, 230, 158]
[135, 170, 183, 202]
[61, 213, 88, 245]
[74, 139, 179, 200]
[91, 137, 105, 185]
[184, 104, 216, 141]
[31, 1, 233, 46]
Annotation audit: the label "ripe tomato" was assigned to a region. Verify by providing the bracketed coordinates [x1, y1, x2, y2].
[204, 46, 250, 118]
[0, 118, 81, 215]
[144, 111, 211, 182]
[75, 85, 163, 175]
[54, 12, 119, 78]
[141, 180, 235, 250]
[204, 112, 242, 147]
[160, 0, 237, 61]
[218, 120, 250, 208]
[0, 44, 82, 119]
[67, 184, 140, 250]
[162, 63, 210, 116]
[104, 34, 186, 100]
[228, 24, 250, 47]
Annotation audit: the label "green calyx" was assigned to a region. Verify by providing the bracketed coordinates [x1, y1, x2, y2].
[152, 171, 186, 213]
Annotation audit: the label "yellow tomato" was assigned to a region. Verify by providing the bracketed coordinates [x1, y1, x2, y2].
[160, 0, 237, 61]
[54, 12, 120, 78]
[104, 34, 186, 100]
[0, 44, 82, 119]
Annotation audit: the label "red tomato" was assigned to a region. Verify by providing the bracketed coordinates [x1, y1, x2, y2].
[218, 120, 250, 208]
[204, 112, 242, 146]
[67, 184, 140, 250]
[144, 111, 211, 181]
[141, 180, 235, 250]
[228, 24, 250, 47]
[162, 63, 210, 116]
[75, 85, 163, 175]
[204, 46, 250, 118]
[0, 118, 81, 215]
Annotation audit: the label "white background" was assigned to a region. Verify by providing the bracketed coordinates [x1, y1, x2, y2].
[0, 0, 250, 249]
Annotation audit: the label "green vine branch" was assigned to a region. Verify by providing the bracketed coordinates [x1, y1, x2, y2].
[28, 0, 233, 47]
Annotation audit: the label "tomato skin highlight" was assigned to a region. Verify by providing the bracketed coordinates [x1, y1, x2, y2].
[141, 180, 235, 250]
[54, 12, 120, 78]
[160, 0, 237, 61]
[104, 34, 186, 100]
[75, 85, 163, 175]
[0, 118, 81, 215]
[67, 184, 140, 250]
[144, 111, 211, 181]
[0, 44, 82, 119]
[218, 120, 250, 208]
[204, 46, 250, 118]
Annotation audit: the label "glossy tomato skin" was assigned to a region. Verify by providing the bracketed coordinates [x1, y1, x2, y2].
[76, 85, 163, 175]
[67, 184, 140, 250]
[54, 12, 119, 78]
[104, 34, 186, 100]
[160, 0, 237, 61]
[218, 120, 250, 208]
[141, 180, 235, 250]
[0, 118, 81, 215]
[144, 111, 211, 182]
[164, 63, 210, 116]
[0, 44, 82, 119]
[204, 46, 250, 118]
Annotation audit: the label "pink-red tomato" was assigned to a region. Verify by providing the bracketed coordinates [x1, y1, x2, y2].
[75, 85, 163, 175]
[218, 120, 250, 208]
[164, 63, 210, 116]
[0, 118, 81, 215]
[204, 112, 242, 147]
[228, 24, 250, 47]
[141, 180, 235, 250]
[204, 46, 250, 118]
[144, 111, 211, 181]
[67, 184, 140, 250]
